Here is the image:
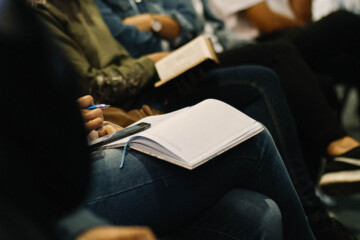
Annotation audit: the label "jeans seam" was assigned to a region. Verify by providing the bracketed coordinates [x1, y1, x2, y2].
[226, 81, 288, 159]
[219, 80, 298, 186]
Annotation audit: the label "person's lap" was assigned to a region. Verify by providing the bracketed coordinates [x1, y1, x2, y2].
[85, 131, 262, 234]
[131, 65, 322, 231]
[84, 129, 314, 239]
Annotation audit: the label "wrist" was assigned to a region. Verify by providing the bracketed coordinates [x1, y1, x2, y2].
[150, 15, 162, 33]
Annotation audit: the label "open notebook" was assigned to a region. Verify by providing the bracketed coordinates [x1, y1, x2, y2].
[103, 99, 264, 169]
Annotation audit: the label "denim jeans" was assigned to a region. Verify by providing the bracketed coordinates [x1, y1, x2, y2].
[165, 188, 282, 240]
[86, 130, 315, 240]
[136, 65, 327, 222]
[201, 66, 328, 222]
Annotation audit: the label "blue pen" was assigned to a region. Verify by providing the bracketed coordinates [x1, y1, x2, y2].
[85, 104, 110, 110]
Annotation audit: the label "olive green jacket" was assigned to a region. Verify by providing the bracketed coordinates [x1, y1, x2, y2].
[34, 0, 156, 106]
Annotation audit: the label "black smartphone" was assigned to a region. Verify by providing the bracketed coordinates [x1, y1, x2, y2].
[89, 122, 151, 150]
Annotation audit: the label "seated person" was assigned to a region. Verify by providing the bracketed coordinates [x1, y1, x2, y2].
[72, 96, 315, 240]
[191, 0, 360, 173]
[209, 0, 360, 115]
[93, 0, 360, 175]
[70, 0, 358, 239]
[208, 0, 360, 178]
[4, 1, 314, 240]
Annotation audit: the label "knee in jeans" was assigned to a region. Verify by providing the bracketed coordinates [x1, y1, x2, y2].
[248, 65, 279, 82]
[239, 65, 282, 90]
[245, 197, 282, 239]
[230, 189, 283, 239]
[258, 198, 282, 236]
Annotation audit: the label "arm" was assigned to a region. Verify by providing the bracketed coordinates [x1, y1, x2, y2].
[123, 14, 181, 40]
[161, 0, 200, 46]
[95, 0, 163, 57]
[123, 0, 199, 44]
[34, 7, 156, 104]
[289, 0, 312, 24]
[245, 1, 304, 33]
[98, 0, 198, 52]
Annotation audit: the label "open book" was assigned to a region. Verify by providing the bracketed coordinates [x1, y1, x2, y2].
[103, 99, 264, 170]
[154, 35, 219, 87]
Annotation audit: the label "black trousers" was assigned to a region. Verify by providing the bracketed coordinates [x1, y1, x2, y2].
[258, 10, 360, 87]
[218, 41, 347, 164]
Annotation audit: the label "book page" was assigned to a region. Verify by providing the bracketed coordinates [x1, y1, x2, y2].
[140, 99, 262, 162]
[103, 99, 263, 169]
[154, 35, 215, 87]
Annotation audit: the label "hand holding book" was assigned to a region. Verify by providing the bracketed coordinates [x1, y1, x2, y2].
[154, 35, 219, 87]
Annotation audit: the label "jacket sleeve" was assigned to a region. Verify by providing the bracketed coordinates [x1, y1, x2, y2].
[34, 6, 156, 104]
[95, 0, 163, 58]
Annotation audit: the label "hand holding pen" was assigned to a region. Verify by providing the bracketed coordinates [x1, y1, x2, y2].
[77, 95, 106, 133]
[85, 104, 110, 110]
[77, 96, 121, 139]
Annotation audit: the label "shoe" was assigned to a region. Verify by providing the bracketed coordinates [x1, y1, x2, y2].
[310, 217, 358, 240]
[320, 169, 360, 195]
[326, 147, 360, 172]
[321, 147, 360, 195]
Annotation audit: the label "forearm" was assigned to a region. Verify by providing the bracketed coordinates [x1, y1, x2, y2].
[95, 0, 163, 57]
[151, 14, 180, 40]
[113, 25, 163, 57]
[289, 0, 312, 24]
[245, 2, 303, 33]
[122, 0, 197, 46]
[164, 2, 199, 47]
[123, 14, 180, 40]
